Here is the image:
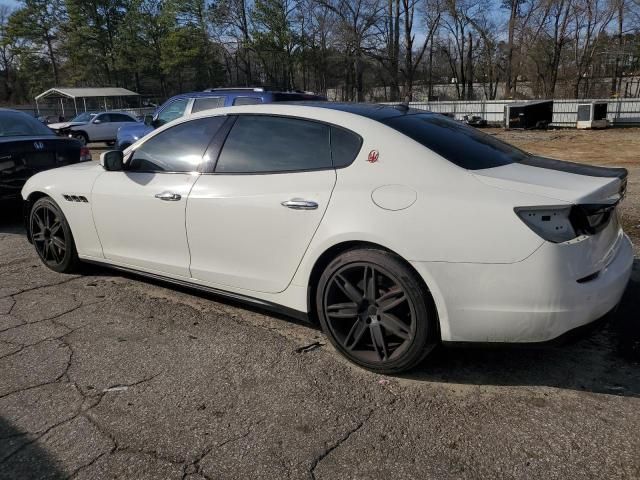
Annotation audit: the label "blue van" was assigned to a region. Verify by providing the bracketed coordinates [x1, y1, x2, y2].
[116, 88, 327, 150]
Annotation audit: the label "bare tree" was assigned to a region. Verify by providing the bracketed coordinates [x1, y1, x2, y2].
[318, 0, 384, 100]
[570, 0, 615, 97]
[401, 0, 441, 100]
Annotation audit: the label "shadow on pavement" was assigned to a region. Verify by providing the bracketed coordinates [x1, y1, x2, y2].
[0, 202, 24, 235]
[0, 417, 64, 480]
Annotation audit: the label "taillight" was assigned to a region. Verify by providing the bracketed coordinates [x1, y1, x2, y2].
[515, 203, 617, 243]
[515, 206, 576, 243]
[79, 147, 92, 162]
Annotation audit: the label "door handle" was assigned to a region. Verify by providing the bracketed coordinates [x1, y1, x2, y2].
[281, 199, 318, 210]
[155, 191, 181, 201]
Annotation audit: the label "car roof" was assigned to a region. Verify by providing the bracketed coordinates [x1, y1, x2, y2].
[0, 108, 29, 115]
[166, 89, 325, 101]
[273, 101, 433, 121]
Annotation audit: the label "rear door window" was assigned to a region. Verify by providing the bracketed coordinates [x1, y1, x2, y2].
[110, 113, 136, 122]
[128, 116, 226, 173]
[192, 97, 226, 113]
[215, 115, 331, 173]
[383, 114, 529, 170]
[233, 97, 262, 106]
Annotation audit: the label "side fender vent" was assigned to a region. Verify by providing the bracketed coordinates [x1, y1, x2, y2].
[63, 194, 89, 203]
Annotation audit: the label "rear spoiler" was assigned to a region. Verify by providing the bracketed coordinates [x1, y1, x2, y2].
[522, 156, 628, 202]
[521, 156, 628, 181]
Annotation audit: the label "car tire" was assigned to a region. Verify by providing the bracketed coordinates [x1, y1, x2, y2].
[72, 131, 89, 146]
[29, 196, 81, 274]
[316, 248, 438, 374]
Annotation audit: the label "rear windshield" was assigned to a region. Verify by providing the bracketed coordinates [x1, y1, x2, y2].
[0, 111, 54, 137]
[382, 114, 529, 170]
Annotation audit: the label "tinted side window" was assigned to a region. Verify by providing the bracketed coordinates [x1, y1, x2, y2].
[383, 114, 528, 170]
[157, 98, 188, 126]
[216, 115, 331, 173]
[330, 126, 362, 167]
[111, 113, 136, 122]
[233, 97, 262, 106]
[96, 114, 111, 122]
[128, 116, 226, 173]
[192, 97, 226, 113]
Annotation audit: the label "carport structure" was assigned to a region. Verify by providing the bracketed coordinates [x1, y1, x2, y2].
[35, 87, 141, 117]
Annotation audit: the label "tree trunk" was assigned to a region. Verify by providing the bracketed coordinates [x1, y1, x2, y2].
[45, 36, 59, 86]
[505, 0, 518, 98]
[466, 32, 473, 100]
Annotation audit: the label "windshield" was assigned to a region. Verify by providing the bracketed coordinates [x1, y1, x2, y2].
[0, 111, 54, 137]
[71, 112, 96, 122]
[383, 113, 529, 170]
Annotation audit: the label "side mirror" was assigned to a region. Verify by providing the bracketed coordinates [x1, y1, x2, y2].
[93, 119, 102, 124]
[100, 150, 124, 171]
[143, 114, 153, 126]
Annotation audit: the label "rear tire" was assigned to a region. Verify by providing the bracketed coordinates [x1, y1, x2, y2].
[316, 249, 437, 374]
[30, 196, 81, 274]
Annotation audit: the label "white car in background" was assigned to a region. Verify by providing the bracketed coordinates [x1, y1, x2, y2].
[47, 111, 138, 146]
[21, 103, 633, 373]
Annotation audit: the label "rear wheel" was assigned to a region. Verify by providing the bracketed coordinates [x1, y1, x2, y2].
[316, 249, 437, 374]
[30, 197, 80, 273]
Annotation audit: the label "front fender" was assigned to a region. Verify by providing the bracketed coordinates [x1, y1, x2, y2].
[21, 163, 106, 258]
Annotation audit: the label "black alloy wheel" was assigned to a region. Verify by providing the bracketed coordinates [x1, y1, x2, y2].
[30, 197, 80, 273]
[317, 249, 436, 373]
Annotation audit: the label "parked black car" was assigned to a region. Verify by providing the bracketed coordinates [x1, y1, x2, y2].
[0, 109, 91, 202]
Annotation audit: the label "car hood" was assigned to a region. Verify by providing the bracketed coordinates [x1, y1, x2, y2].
[118, 122, 151, 136]
[48, 121, 86, 130]
[21, 161, 103, 200]
[472, 156, 627, 204]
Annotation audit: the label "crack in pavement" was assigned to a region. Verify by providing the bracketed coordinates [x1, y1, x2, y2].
[182, 418, 266, 480]
[0, 275, 82, 301]
[68, 450, 111, 479]
[307, 405, 384, 480]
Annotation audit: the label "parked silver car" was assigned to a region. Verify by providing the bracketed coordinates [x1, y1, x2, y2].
[48, 111, 138, 146]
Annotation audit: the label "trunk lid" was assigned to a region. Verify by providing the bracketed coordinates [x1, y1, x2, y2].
[472, 156, 627, 204]
[0, 136, 81, 199]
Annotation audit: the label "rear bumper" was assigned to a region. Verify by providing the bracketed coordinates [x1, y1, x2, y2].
[411, 233, 634, 343]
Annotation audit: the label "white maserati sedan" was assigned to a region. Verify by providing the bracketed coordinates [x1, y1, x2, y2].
[21, 103, 633, 373]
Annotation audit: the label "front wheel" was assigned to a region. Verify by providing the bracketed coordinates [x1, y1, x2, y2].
[316, 249, 437, 374]
[72, 132, 88, 146]
[30, 197, 80, 273]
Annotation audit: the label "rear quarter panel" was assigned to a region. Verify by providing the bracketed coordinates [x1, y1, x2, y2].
[290, 119, 556, 288]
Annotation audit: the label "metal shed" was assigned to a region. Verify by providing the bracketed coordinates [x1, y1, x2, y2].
[35, 87, 141, 117]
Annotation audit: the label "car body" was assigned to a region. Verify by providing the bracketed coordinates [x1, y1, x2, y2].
[48, 111, 138, 145]
[115, 88, 327, 150]
[0, 108, 90, 201]
[22, 103, 633, 372]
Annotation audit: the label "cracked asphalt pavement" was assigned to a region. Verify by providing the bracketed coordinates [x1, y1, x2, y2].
[1, 207, 639, 479]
